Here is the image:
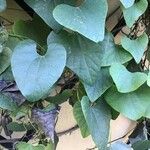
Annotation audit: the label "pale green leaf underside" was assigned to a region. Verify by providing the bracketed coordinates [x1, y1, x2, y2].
[121, 33, 148, 63]
[73, 101, 90, 138]
[53, 0, 108, 42]
[47, 31, 102, 85]
[83, 67, 112, 102]
[110, 63, 147, 93]
[0, 0, 6, 12]
[122, 0, 148, 27]
[120, 0, 135, 8]
[81, 96, 111, 150]
[11, 40, 66, 102]
[105, 85, 150, 120]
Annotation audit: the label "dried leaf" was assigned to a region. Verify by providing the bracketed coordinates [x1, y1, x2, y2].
[32, 107, 59, 142]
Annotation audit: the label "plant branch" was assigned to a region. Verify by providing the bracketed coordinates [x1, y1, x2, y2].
[57, 125, 79, 137]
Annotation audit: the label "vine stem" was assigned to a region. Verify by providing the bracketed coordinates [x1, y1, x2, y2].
[57, 125, 79, 137]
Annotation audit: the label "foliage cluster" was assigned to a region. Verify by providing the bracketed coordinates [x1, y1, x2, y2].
[0, 0, 150, 149]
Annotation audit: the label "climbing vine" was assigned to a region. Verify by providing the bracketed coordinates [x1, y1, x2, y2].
[0, 0, 150, 149]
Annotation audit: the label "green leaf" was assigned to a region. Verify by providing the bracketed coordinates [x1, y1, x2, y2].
[147, 72, 150, 87]
[16, 142, 45, 150]
[0, 66, 14, 81]
[121, 33, 148, 63]
[110, 63, 147, 93]
[13, 15, 51, 46]
[11, 40, 66, 102]
[122, 0, 148, 27]
[0, 93, 17, 111]
[53, 0, 108, 42]
[99, 32, 132, 66]
[83, 67, 112, 102]
[81, 96, 111, 150]
[0, 47, 12, 75]
[45, 89, 72, 104]
[132, 140, 150, 150]
[7, 122, 33, 132]
[120, 0, 135, 8]
[48, 31, 102, 85]
[0, 0, 6, 12]
[105, 85, 150, 120]
[24, 0, 76, 31]
[11, 104, 30, 120]
[73, 101, 90, 138]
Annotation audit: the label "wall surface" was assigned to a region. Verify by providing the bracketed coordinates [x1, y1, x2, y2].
[0, 1, 137, 150]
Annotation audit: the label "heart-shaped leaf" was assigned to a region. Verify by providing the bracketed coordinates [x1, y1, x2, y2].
[121, 33, 148, 63]
[0, 47, 12, 75]
[81, 96, 111, 150]
[47, 31, 102, 85]
[83, 67, 113, 102]
[120, 0, 135, 8]
[105, 85, 150, 120]
[110, 63, 147, 93]
[122, 0, 148, 27]
[53, 0, 108, 42]
[25, 0, 76, 31]
[0, 0, 6, 12]
[73, 101, 90, 138]
[11, 40, 66, 102]
[99, 32, 132, 66]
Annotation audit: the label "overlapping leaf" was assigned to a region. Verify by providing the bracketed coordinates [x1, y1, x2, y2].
[110, 63, 147, 93]
[121, 33, 148, 63]
[11, 40, 66, 102]
[99, 32, 132, 66]
[105, 85, 150, 120]
[73, 101, 90, 138]
[122, 0, 148, 27]
[81, 96, 111, 150]
[83, 67, 112, 102]
[47, 31, 102, 85]
[13, 15, 51, 46]
[24, 0, 76, 31]
[53, 0, 108, 42]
